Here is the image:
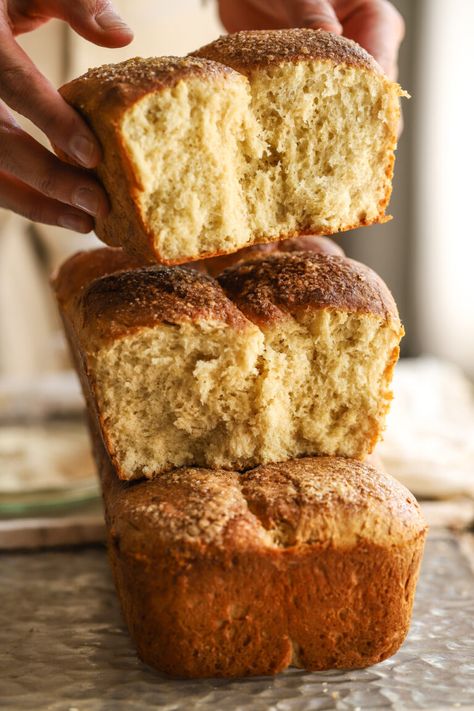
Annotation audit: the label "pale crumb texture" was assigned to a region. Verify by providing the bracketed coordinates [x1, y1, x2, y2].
[60, 30, 405, 264]
[59, 251, 403, 480]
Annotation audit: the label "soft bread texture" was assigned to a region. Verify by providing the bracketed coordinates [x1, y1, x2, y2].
[95, 435, 427, 678]
[59, 30, 405, 264]
[54, 249, 403, 480]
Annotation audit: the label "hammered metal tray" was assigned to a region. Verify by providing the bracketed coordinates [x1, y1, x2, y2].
[1, 530, 474, 710]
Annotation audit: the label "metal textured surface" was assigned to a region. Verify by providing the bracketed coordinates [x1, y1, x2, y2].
[1, 531, 474, 710]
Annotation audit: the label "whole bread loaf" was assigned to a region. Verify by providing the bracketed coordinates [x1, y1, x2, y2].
[59, 29, 405, 265]
[54, 247, 403, 480]
[94, 434, 427, 678]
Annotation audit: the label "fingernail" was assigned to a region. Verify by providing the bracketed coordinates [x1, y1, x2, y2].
[96, 8, 132, 32]
[69, 134, 97, 168]
[57, 213, 92, 233]
[73, 186, 100, 216]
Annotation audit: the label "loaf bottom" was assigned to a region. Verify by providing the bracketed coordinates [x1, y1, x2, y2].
[110, 540, 423, 678]
[95, 437, 426, 678]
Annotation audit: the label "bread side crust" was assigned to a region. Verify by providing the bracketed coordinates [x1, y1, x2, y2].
[95, 435, 427, 678]
[59, 57, 242, 263]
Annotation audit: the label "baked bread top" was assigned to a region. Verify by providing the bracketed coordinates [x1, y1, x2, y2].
[191, 235, 345, 277]
[59, 56, 238, 123]
[52, 247, 143, 303]
[193, 28, 381, 73]
[102, 452, 426, 554]
[218, 252, 399, 326]
[72, 266, 250, 348]
[54, 248, 401, 342]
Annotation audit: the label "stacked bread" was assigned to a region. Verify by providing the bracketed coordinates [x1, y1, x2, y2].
[54, 29, 426, 679]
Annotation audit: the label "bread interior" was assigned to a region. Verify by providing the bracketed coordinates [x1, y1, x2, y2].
[120, 62, 401, 262]
[92, 310, 400, 479]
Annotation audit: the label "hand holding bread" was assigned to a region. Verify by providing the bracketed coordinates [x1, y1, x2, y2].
[51, 24, 425, 681]
[0, 0, 133, 231]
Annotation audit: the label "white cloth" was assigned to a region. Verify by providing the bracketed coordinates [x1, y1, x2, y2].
[378, 358, 474, 499]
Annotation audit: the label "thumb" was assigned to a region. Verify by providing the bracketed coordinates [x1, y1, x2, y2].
[281, 0, 342, 32]
[53, 0, 134, 48]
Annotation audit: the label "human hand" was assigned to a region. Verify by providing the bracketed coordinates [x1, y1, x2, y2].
[218, 0, 404, 81]
[0, 1, 133, 232]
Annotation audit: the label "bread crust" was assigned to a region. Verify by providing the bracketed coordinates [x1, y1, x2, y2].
[77, 266, 251, 347]
[55, 248, 400, 341]
[218, 251, 400, 326]
[96, 435, 427, 678]
[192, 28, 381, 73]
[59, 57, 244, 264]
[59, 56, 236, 120]
[189, 235, 345, 277]
[51, 247, 145, 304]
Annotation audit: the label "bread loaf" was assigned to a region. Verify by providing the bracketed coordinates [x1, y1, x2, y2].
[59, 29, 405, 265]
[95, 435, 427, 678]
[54, 248, 403, 480]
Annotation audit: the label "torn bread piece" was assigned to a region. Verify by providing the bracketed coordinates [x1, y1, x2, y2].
[54, 249, 403, 479]
[59, 29, 405, 264]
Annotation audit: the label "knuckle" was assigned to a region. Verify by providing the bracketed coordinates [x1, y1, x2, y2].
[37, 170, 60, 199]
[0, 63, 29, 99]
[23, 201, 47, 223]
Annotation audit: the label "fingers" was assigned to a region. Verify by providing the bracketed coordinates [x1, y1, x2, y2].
[0, 28, 102, 168]
[0, 1, 133, 168]
[218, 0, 290, 31]
[49, 0, 134, 48]
[336, 0, 405, 79]
[0, 171, 94, 232]
[281, 0, 343, 32]
[0, 104, 108, 216]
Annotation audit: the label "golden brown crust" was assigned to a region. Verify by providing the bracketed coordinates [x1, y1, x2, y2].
[59, 56, 236, 119]
[104, 455, 425, 552]
[95, 434, 427, 678]
[192, 28, 381, 74]
[52, 247, 145, 304]
[218, 252, 400, 326]
[77, 265, 250, 345]
[55, 249, 400, 346]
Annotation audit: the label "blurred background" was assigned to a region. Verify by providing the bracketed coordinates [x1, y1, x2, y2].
[0, 0, 473, 534]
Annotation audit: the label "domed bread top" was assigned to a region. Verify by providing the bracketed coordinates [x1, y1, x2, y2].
[103, 454, 426, 554]
[77, 266, 250, 346]
[193, 28, 381, 74]
[52, 247, 144, 304]
[241, 457, 425, 548]
[59, 56, 239, 117]
[218, 252, 400, 326]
